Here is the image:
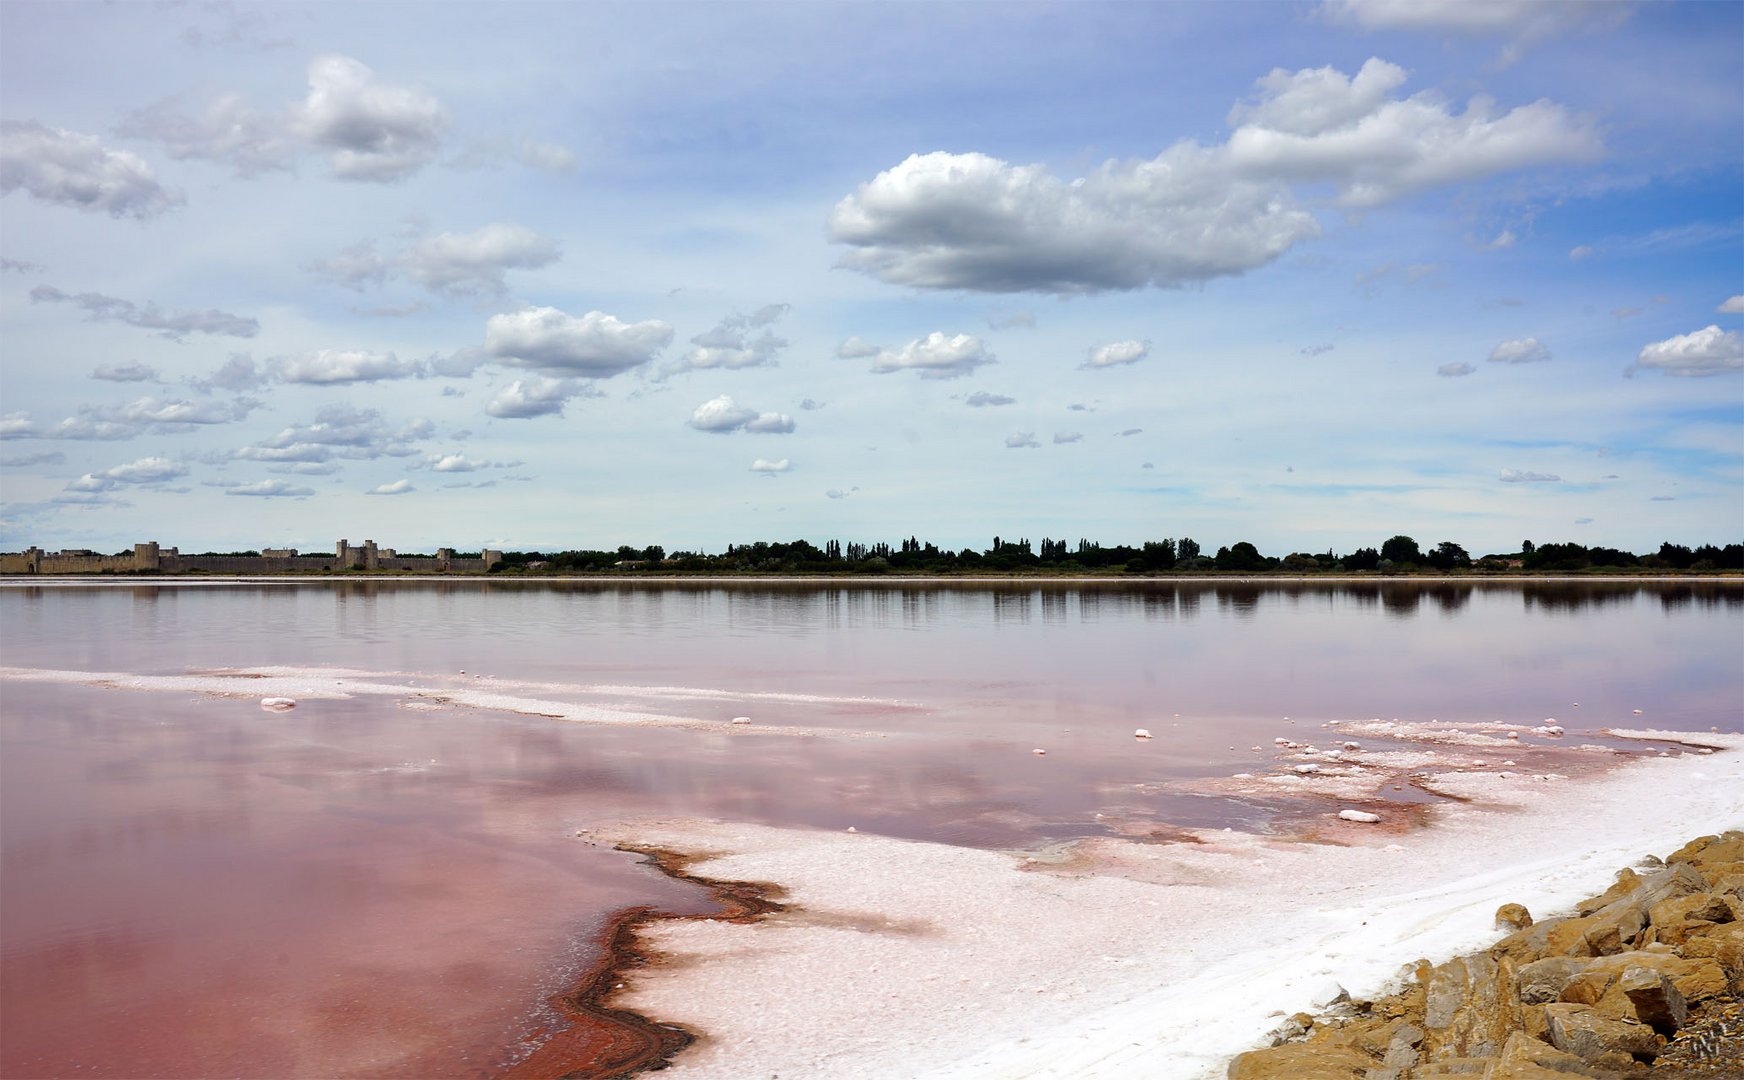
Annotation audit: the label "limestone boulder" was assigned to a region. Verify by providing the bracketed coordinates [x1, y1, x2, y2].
[1544, 1003, 1662, 1063]
[1226, 1041, 1373, 1079]
[1492, 1031, 1603, 1078]
[1516, 957, 1583, 1005]
[1422, 953, 1522, 1060]
[1618, 964, 1687, 1033]
[1496, 903, 1533, 931]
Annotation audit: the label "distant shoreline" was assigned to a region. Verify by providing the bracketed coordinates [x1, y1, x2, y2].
[3, 572, 1740, 586]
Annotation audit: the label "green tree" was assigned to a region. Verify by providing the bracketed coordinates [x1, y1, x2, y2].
[1380, 535, 1422, 565]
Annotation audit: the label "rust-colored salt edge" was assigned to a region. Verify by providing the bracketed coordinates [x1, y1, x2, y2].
[498, 844, 786, 1080]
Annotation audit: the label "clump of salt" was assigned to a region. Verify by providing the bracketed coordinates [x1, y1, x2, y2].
[1338, 809, 1381, 824]
[1134, 728, 1152, 740]
[1032, 748, 1047, 756]
[259, 697, 297, 711]
[730, 716, 752, 725]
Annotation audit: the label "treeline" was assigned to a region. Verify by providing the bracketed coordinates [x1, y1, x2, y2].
[482, 535, 1744, 575]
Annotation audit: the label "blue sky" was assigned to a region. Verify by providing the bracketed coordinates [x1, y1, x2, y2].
[1, 0, 1739, 556]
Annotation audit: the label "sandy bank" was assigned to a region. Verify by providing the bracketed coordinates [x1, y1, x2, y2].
[587, 734, 1743, 1079]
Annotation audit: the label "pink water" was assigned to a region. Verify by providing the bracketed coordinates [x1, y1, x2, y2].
[1, 580, 1739, 1077]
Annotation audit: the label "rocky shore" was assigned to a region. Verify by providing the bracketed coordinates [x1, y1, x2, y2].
[1230, 832, 1744, 1078]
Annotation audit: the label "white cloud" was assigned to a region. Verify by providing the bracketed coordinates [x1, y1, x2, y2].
[750, 459, 791, 473]
[192, 355, 271, 393]
[0, 121, 184, 219]
[65, 456, 188, 492]
[426, 453, 495, 472]
[835, 336, 882, 359]
[1437, 361, 1476, 377]
[1488, 337, 1549, 364]
[1632, 325, 1744, 377]
[1719, 296, 1744, 315]
[687, 395, 794, 434]
[669, 304, 789, 374]
[237, 404, 430, 461]
[31, 285, 258, 339]
[863, 332, 993, 379]
[116, 94, 295, 177]
[277, 349, 423, 384]
[294, 55, 447, 181]
[224, 479, 315, 497]
[1053, 432, 1083, 444]
[965, 392, 1015, 407]
[367, 479, 414, 495]
[2, 396, 261, 441]
[830, 60, 1598, 294]
[1499, 468, 1561, 482]
[486, 376, 579, 419]
[1320, 2, 1631, 65]
[1568, 245, 1596, 261]
[1005, 432, 1040, 449]
[91, 361, 160, 383]
[306, 242, 391, 290]
[825, 488, 849, 499]
[402, 224, 560, 296]
[486, 306, 673, 377]
[1083, 340, 1149, 369]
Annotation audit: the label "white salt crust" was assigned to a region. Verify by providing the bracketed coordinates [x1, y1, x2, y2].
[0, 666, 891, 738]
[590, 733, 1743, 1080]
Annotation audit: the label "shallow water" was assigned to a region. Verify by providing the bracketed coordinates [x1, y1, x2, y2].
[1, 580, 1739, 1077]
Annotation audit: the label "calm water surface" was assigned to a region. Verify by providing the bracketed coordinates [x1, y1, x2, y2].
[2, 580, 1739, 1077]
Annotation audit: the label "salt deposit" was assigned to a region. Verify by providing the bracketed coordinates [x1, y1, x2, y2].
[589, 732, 1743, 1080]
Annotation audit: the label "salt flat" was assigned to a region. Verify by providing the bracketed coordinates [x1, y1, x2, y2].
[589, 732, 1743, 1079]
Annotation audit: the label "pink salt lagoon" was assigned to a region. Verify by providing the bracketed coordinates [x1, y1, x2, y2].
[1, 580, 1739, 1078]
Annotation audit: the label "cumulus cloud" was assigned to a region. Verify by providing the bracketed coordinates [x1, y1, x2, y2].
[687, 395, 795, 434]
[486, 376, 580, 419]
[1300, 343, 1335, 357]
[1488, 337, 1549, 364]
[750, 458, 791, 473]
[486, 306, 673, 377]
[2, 396, 261, 441]
[1631, 326, 1744, 377]
[1568, 245, 1596, 261]
[668, 303, 790, 374]
[402, 224, 560, 296]
[236, 404, 429, 462]
[1082, 340, 1149, 369]
[294, 54, 447, 181]
[118, 54, 453, 183]
[829, 59, 1598, 294]
[0, 121, 184, 218]
[800, 398, 826, 411]
[277, 349, 424, 384]
[1053, 432, 1084, 444]
[1719, 296, 1744, 315]
[1005, 432, 1040, 449]
[31, 285, 258, 340]
[1499, 468, 1561, 482]
[91, 361, 160, 383]
[1437, 361, 1476, 377]
[367, 479, 414, 495]
[223, 479, 315, 497]
[425, 452, 506, 473]
[856, 332, 993, 379]
[64, 456, 188, 492]
[965, 391, 1015, 407]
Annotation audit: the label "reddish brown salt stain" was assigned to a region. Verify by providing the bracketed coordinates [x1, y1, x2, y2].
[501, 846, 786, 1079]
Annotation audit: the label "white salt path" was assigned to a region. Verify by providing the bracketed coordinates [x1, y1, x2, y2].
[591, 732, 1743, 1080]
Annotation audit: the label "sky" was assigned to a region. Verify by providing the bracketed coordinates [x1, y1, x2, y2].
[1, 0, 1740, 557]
